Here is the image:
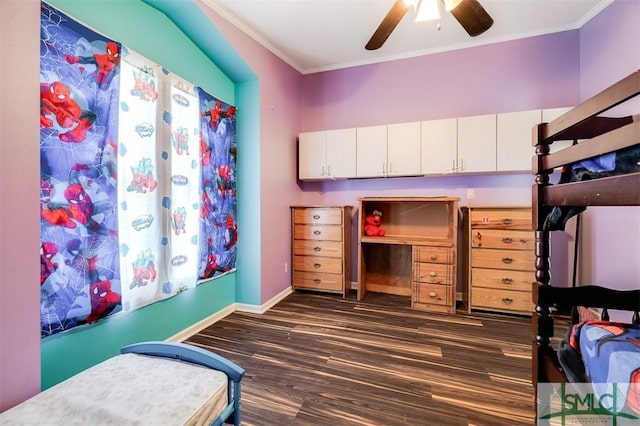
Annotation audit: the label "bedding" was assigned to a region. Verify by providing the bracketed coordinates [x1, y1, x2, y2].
[544, 144, 640, 231]
[558, 320, 640, 415]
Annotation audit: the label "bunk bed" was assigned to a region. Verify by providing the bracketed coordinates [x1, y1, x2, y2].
[532, 70, 640, 418]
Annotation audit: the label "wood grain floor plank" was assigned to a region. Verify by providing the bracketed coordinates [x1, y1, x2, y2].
[184, 291, 535, 425]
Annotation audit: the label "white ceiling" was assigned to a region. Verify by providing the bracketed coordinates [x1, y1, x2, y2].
[201, 0, 613, 75]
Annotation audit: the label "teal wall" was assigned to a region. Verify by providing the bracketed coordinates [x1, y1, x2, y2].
[41, 0, 259, 388]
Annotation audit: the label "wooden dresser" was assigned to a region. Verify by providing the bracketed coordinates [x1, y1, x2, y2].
[291, 206, 352, 297]
[465, 206, 534, 315]
[357, 197, 459, 314]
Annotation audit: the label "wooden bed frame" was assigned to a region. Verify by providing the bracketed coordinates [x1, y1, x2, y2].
[532, 70, 640, 391]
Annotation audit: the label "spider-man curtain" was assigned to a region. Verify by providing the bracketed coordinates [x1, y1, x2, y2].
[39, 3, 237, 337]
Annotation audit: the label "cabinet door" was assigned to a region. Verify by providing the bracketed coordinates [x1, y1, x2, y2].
[326, 128, 356, 178]
[356, 125, 387, 178]
[421, 118, 457, 174]
[298, 131, 326, 180]
[387, 122, 421, 176]
[497, 109, 541, 172]
[457, 114, 497, 173]
[542, 107, 574, 154]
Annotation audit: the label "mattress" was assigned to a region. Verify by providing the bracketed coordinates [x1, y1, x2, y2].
[0, 353, 228, 425]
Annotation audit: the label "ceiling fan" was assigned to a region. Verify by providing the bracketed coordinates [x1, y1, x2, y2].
[366, 0, 494, 50]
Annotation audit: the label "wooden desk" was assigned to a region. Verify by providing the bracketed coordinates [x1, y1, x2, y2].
[357, 197, 460, 313]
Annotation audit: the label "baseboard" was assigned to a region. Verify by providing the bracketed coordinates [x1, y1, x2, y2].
[236, 286, 293, 314]
[169, 286, 293, 342]
[167, 304, 236, 343]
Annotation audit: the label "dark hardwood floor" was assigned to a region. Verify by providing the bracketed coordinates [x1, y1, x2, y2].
[184, 291, 536, 425]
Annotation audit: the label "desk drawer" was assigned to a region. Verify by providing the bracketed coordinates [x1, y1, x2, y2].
[293, 240, 343, 258]
[415, 263, 453, 285]
[293, 271, 343, 292]
[471, 268, 533, 292]
[414, 283, 452, 306]
[471, 248, 535, 271]
[471, 229, 533, 250]
[471, 287, 532, 313]
[294, 224, 343, 241]
[293, 255, 342, 274]
[293, 208, 343, 225]
[470, 209, 531, 230]
[414, 246, 454, 264]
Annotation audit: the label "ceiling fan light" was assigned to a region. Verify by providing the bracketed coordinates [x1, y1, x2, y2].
[415, 0, 441, 22]
[443, 0, 463, 11]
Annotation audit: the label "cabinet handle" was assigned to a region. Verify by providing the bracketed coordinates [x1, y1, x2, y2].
[502, 237, 513, 244]
[459, 158, 464, 171]
[501, 277, 513, 284]
[313, 246, 321, 252]
[327, 165, 332, 177]
[429, 271, 437, 278]
[314, 278, 321, 284]
[502, 297, 513, 305]
[314, 263, 321, 268]
[313, 214, 320, 220]
[314, 230, 321, 235]
[501, 218, 513, 225]
[321, 166, 325, 176]
[501, 257, 513, 264]
[429, 291, 437, 298]
[430, 255, 438, 261]
[452, 159, 456, 171]
[389, 162, 394, 174]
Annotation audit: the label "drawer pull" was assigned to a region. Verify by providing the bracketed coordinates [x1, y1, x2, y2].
[314, 263, 321, 268]
[429, 291, 437, 298]
[313, 230, 321, 235]
[313, 278, 321, 284]
[313, 246, 321, 252]
[502, 237, 513, 244]
[501, 277, 513, 284]
[501, 218, 513, 225]
[502, 297, 513, 305]
[313, 214, 320, 220]
[429, 271, 437, 278]
[430, 255, 438, 261]
[501, 257, 513, 264]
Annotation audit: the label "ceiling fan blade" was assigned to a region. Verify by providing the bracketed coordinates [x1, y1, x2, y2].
[365, 0, 412, 50]
[449, 0, 494, 37]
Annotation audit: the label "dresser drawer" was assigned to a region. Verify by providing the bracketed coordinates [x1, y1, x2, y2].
[471, 248, 535, 271]
[470, 209, 531, 230]
[471, 287, 533, 313]
[414, 283, 452, 306]
[293, 255, 342, 274]
[415, 263, 453, 285]
[294, 224, 343, 241]
[293, 208, 343, 225]
[293, 271, 343, 292]
[414, 246, 454, 264]
[471, 229, 534, 250]
[293, 240, 343, 258]
[471, 268, 533, 292]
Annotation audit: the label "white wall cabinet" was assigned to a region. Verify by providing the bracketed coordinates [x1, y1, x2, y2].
[299, 128, 356, 180]
[356, 125, 387, 178]
[356, 122, 421, 178]
[457, 114, 497, 173]
[421, 118, 458, 174]
[497, 109, 542, 172]
[387, 122, 421, 176]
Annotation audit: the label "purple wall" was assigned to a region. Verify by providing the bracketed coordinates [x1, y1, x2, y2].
[577, 0, 640, 291]
[299, 31, 584, 286]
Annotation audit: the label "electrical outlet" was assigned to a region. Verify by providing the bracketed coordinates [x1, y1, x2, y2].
[467, 188, 475, 199]
[284, 262, 288, 273]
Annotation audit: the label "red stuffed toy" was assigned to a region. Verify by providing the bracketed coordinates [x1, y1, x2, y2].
[364, 210, 385, 237]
